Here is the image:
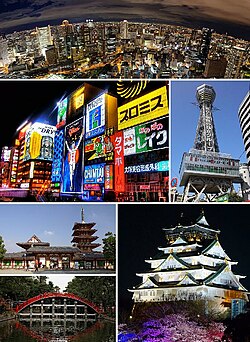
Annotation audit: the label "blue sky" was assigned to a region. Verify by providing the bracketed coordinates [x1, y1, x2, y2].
[0, 203, 116, 252]
[171, 80, 250, 192]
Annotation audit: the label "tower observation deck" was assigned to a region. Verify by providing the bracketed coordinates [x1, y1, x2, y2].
[179, 84, 241, 202]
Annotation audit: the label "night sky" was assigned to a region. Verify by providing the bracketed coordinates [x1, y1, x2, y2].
[118, 203, 250, 316]
[0, 79, 167, 148]
[0, 80, 113, 148]
[0, 0, 249, 40]
[0, 80, 84, 148]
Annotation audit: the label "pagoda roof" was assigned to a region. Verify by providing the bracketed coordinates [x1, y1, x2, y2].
[177, 273, 200, 286]
[3, 252, 34, 261]
[16, 234, 50, 250]
[170, 236, 188, 246]
[26, 246, 81, 254]
[73, 252, 105, 261]
[163, 214, 220, 236]
[137, 262, 221, 276]
[202, 239, 231, 260]
[72, 229, 97, 236]
[71, 236, 99, 242]
[72, 222, 96, 230]
[130, 277, 202, 291]
[204, 264, 247, 291]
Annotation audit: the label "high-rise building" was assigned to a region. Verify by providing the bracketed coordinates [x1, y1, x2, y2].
[204, 56, 227, 78]
[225, 46, 247, 78]
[36, 25, 53, 56]
[129, 212, 248, 314]
[238, 90, 250, 163]
[120, 20, 129, 40]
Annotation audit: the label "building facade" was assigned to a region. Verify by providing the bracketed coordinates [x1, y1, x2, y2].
[129, 213, 248, 314]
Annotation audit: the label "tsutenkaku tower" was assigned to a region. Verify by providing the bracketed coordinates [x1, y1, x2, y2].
[193, 84, 219, 152]
[179, 84, 241, 202]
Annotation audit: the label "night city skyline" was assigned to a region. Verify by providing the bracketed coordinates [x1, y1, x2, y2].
[0, 1, 249, 40]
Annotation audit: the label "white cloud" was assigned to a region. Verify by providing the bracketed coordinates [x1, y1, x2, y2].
[44, 230, 54, 236]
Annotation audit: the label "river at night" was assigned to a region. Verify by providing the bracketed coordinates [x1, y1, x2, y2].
[0, 319, 115, 341]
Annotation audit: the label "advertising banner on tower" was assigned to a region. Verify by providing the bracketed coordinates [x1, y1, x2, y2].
[61, 117, 84, 194]
[57, 97, 68, 129]
[118, 86, 168, 130]
[124, 117, 168, 156]
[67, 85, 85, 122]
[114, 131, 125, 192]
[51, 130, 64, 183]
[85, 94, 105, 139]
[23, 122, 56, 161]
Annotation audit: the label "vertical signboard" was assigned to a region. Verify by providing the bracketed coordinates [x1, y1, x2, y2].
[62, 117, 84, 193]
[57, 97, 68, 129]
[85, 94, 105, 139]
[114, 131, 125, 192]
[105, 165, 114, 190]
[51, 130, 64, 183]
[24, 123, 56, 161]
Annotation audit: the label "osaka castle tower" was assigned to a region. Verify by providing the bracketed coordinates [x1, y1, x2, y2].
[129, 211, 248, 312]
[71, 208, 101, 253]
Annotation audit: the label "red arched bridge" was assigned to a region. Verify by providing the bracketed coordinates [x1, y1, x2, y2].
[15, 292, 102, 314]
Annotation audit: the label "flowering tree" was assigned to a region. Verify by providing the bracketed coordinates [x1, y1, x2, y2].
[118, 314, 225, 342]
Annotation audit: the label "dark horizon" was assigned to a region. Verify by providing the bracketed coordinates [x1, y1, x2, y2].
[0, 17, 249, 41]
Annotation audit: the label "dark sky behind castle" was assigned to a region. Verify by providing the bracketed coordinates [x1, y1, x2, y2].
[118, 204, 250, 315]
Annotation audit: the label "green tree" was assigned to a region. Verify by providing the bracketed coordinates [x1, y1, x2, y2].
[0, 276, 55, 302]
[102, 232, 116, 269]
[66, 276, 115, 316]
[0, 236, 7, 268]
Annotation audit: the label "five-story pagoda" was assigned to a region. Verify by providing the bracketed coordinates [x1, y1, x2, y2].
[71, 208, 101, 253]
[129, 211, 248, 313]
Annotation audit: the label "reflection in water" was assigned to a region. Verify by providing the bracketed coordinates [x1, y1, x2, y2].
[0, 319, 115, 341]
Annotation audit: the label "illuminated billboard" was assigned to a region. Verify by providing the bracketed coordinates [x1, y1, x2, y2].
[85, 136, 105, 160]
[57, 97, 68, 129]
[62, 117, 84, 193]
[85, 134, 114, 162]
[67, 85, 85, 122]
[124, 161, 169, 173]
[24, 123, 56, 161]
[51, 130, 64, 183]
[104, 165, 114, 190]
[85, 94, 105, 139]
[18, 122, 31, 141]
[124, 118, 168, 156]
[1, 146, 11, 162]
[118, 86, 168, 130]
[114, 131, 125, 192]
[83, 163, 105, 184]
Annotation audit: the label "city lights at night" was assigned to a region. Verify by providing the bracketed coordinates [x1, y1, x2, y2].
[0, 80, 169, 202]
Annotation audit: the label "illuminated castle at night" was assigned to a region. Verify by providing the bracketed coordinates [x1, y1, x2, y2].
[129, 212, 248, 313]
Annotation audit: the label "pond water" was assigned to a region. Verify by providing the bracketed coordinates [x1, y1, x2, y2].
[0, 319, 115, 342]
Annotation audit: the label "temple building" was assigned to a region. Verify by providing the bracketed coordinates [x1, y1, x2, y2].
[129, 212, 248, 314]
[1, 210, 113, 270]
